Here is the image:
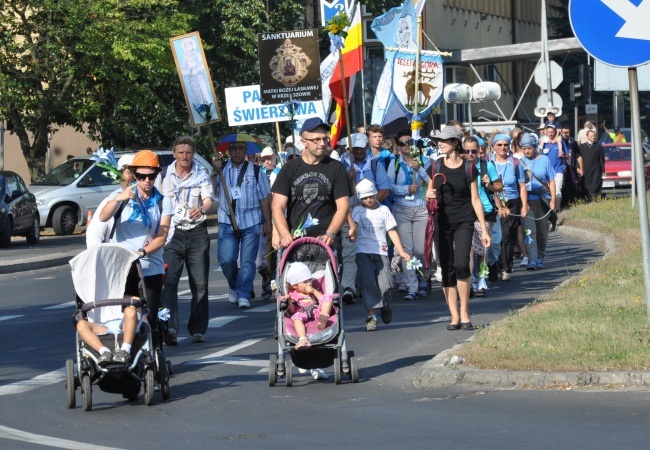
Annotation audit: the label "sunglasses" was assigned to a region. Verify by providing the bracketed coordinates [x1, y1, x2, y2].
[397, 139, 413, 147]
[494, 143, 509, 147]
[466, 149, 479, 155]
[135, 172, 157, 181]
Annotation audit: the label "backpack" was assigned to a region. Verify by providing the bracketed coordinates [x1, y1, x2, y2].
[429, 158, 474, 188]
[478, 159, 497, 211]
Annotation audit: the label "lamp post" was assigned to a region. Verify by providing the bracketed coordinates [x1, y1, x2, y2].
[443, 82, 502, 134]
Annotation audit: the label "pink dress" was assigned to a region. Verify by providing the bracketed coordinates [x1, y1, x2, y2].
[288, 290, 332, 323]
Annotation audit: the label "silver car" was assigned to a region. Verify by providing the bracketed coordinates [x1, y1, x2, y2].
[29, 150, 212, 235]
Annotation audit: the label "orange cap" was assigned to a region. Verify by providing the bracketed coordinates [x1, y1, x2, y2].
[130, 150, 161, 171]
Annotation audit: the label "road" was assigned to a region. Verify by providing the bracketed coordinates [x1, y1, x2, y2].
[1, 232, 649, 449]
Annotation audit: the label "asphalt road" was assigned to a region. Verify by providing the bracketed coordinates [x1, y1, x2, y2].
[2, 232, 649, 449]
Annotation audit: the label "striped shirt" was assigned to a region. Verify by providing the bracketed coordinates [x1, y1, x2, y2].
[214, 161, 271, 229]
[160, 161, 213, 230]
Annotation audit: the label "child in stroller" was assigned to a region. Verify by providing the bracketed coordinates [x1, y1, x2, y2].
[283, 262, 334, 350]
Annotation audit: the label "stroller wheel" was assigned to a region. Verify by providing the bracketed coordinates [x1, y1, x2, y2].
[334, 355, 342, 385]
[156, 349, 171, 401]
[144, 368, 155, 406]
[349, 351, 359, 383]
[268, 354, 277, 387]
[65, 359, 76, 409]
[285, 358, 293, 387]
[81, 373, 92, 412]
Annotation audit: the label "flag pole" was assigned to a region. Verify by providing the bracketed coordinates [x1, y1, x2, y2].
[411, 16, 423, 141]
[275, 122, 282, 155]
[339, 50, 353, 153]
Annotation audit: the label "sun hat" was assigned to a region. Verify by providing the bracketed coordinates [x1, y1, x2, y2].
[356, 178, 378, 199]
[130, 150, 161, 171]
[260, 147, 275, 158]
[351, 133, 368, 148]
[520, 133, 538, 148]
[117, 155, 134, 171]
[300, 117, 331, 134]
[430, 125, 463, 142]
[286, 262, 313, 286]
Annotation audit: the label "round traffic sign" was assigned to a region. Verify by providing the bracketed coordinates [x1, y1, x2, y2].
[569, 0, 650, 68]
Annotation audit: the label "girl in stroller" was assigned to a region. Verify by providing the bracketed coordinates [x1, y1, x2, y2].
[283, 262, 333, 350]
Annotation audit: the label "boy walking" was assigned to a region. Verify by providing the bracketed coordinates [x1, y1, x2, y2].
[349, 179, 410, 331]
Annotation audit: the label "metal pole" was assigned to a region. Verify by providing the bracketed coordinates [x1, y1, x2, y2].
[574, 103, 578, 142]
[412, 16, 422, 140]
[628, 68, 650, 325]
[360, 67, 367, 129]
[467, 86, 474, 135]
[541, 0, 553, 109]
[0, 117, 4, 171]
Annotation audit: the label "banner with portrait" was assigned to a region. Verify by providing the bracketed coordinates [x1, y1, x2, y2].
[390, 48, 444, 118]
[170, 32, 221, 127]
[257, 29, 322, 104]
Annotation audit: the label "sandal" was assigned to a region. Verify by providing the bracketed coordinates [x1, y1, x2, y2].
[317, 314, 329, 330]
[295, 337, 312, 351]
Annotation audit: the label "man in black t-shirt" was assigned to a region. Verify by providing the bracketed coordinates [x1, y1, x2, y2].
[272, 118, 351, 249]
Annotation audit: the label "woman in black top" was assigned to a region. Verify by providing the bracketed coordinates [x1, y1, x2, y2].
[427, 126, 490, 330]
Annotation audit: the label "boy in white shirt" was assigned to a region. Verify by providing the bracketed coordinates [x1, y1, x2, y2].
[349, 179, 410, 331]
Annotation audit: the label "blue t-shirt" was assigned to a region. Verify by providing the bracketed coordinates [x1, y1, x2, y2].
[475, 160, 500, 213]
[521, 155, 556, 201]
[491, 157, 525, 200]
[541, 141, 567, 174]
[107, 188, 173, 276]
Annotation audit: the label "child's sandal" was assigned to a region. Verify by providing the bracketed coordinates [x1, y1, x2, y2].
[317, 313, 329, 330]
[295, 337, 312, 351]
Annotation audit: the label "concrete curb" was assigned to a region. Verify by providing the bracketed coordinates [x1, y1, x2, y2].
[414, 224, 650, 390]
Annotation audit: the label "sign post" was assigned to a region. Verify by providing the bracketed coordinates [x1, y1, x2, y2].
[570, 0, 650, 324]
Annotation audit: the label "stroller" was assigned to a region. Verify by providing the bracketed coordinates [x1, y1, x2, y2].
[268, 237, 359, 386]
[65, 244, 171, 411]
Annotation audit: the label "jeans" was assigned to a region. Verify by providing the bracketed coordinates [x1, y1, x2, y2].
[161, 223, 210, 336]
[488, 215, 502, 267]
[218, 222, 260, 301]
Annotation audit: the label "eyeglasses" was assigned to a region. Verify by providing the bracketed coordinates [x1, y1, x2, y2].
[494, 143, 509, 147]
[466, 149, 478, 155]
[397, 139, 413, 146]
[303, 136, 330, 144]
[135, 172, 157, 181]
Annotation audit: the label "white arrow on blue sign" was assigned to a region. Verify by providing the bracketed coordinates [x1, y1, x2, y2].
[569, 0, 650, 67]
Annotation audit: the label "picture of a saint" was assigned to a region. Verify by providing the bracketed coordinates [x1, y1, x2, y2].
[269, 39, 311, 87]
[284, 57, 296, 77]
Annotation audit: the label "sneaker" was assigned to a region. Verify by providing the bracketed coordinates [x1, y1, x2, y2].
[365, 317, 377, 331]
[270, 279, 277, 292]
[536, 258, 544, 269]
[228, 289, 238, 305]
[238, 298, 250, 309]
[476, 288, 486, 297]
[434, 267, 443, 283]
[403, 292, 417, 301]
[191, 333, 206, 343]
[526, 261, 537, 271]
[215, 263, 222, 271]
[417, 280, 429, 296]
[397, 283, 408, 292]
[311, 368, 328, 380]
[261, 278, 273, 301]
[380, 304, 393, 324]
[342, 288, 355, 305]
[98, 351, 112, 366]
[298, 368, 309, 374]
[519, 256, 529, 267]
[501, 271, 511, 281]
[164, 327, 178, 346]
[112, 349, 130, 364]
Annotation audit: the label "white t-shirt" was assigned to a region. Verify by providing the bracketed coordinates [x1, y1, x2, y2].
[351, 204, 397, 256]
[106, 188, 173, 276]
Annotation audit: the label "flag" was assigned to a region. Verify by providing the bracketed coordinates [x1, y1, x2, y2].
[328, 6, 363, 147]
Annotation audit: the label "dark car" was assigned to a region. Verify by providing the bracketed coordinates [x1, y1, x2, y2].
[0, 171, 40, 247]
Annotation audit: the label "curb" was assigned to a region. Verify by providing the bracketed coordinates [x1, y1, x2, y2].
[414, 224, 650, 390]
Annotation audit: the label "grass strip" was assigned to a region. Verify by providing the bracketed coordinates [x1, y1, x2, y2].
[459, 195, 650, 372]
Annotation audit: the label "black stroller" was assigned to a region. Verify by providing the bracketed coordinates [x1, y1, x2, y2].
[65, 244, 171, 411]
[269, 237, 359, 386]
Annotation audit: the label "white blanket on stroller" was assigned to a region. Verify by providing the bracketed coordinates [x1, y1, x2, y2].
[70, 244, 140, 325]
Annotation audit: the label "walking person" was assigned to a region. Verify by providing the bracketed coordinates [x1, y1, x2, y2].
[576, 130, 606, 202]
[426, 126, 490, 330]
[159, 136, 214, 345]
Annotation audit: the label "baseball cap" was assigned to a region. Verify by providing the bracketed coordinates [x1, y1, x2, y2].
[614, 126, 621, 131]
[351, 133, 368, 148]
[300, 117, 331, 134]
[260, 147, 275, 158]
[545, 122, 556, 129]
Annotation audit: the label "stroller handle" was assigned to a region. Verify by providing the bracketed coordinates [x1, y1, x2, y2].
[81, 298, 144, 313]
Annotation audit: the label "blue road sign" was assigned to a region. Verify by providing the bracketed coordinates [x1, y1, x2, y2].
[569, 0, 650, 67]
[320, 0, 349, 27]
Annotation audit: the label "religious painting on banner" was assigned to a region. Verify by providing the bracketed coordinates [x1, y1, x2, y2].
[170, 31, 221, 127]
[258, 29, 322, 104]
[390, 49, 444, 118]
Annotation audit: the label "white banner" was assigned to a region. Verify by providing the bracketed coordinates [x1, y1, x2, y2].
[224, 85, 325, 127]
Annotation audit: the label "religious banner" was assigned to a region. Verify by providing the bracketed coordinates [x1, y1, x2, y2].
[390, 48, 444, 118]
[170, 32, 221, 126]
[258, 29, 322, 104]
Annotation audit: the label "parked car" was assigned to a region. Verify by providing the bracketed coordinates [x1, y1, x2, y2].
[602, 143, 650, 195]
[0, 171, 40, 247]
[29, 149, 212, 235]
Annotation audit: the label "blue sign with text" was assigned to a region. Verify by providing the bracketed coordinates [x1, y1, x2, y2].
[320, 0, 349, 27]
[569, 0, 650, 67]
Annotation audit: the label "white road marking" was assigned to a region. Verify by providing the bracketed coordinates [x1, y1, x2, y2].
[34, 276, 55, 280]
[0, 315, 23, 322]
[180, 276, 188, 281]
[185, 339, 263, 365]
[178, 294, 228, 300]
[207, 316, 244, 328]
[178, 289, 191, 295]
[44, 301, 75, 310]
[0, 425, 124, 450]
[244, 303, 277, 313]
[0, 368, 65, 396]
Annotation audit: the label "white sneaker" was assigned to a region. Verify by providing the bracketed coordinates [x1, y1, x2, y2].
[519, 256, 529, 267]
[297, 368, 309, 374]
[228, 290, 238, 304]
[311, 369, 328, 380]
[501, 271, 511, 281]
[435, 267, 443, 283]
[238, 298, 250, 308]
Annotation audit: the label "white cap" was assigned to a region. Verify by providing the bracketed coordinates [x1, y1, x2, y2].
[260, 147, 275, 158]
[356, 178, 377, 199]
[117, 155, 134, 170]
[286, 262, 312, 286]
[351, 133, 368, 148]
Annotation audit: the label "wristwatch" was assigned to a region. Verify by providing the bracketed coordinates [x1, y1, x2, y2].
[326, 231, 336, 240]
[200, 208, 206, 215]
[138, 248, 147, 258]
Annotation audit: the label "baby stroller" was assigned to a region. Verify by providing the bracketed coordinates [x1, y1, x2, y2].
[65, 244, 171, 411]
[268, 236, 359, 386]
